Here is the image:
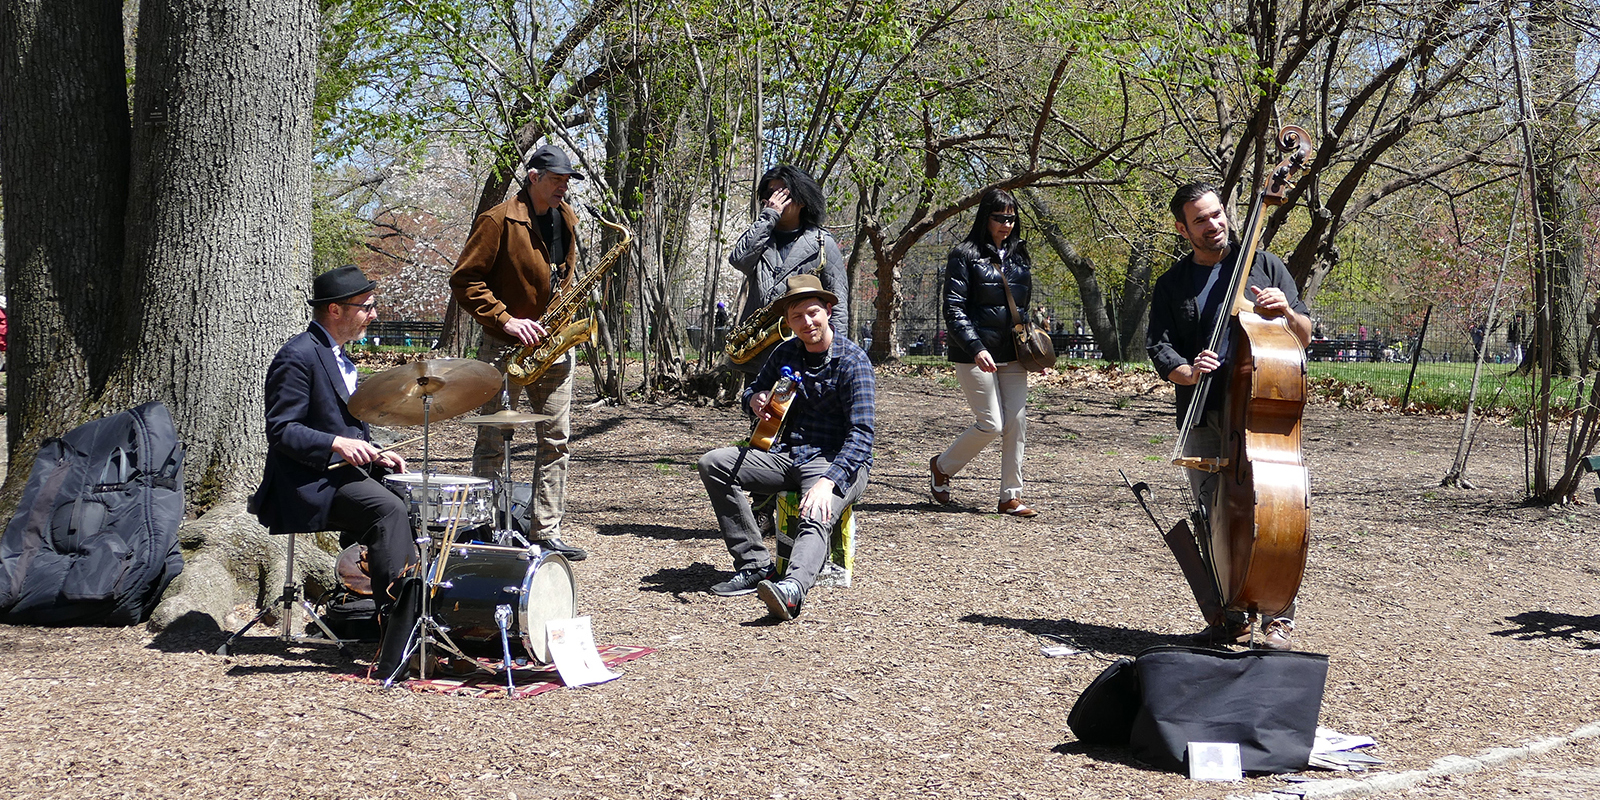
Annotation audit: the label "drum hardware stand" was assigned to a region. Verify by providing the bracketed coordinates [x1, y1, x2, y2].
[494, 377, 531, 549]
[529, 419, 546, 552]
[381, 388, 472, 686]
[495, 604, 518, 697]
[216, 531, 354, 659]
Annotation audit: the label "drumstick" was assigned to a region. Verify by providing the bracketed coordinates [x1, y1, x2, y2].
[329, 435, 425, 470]
[429, 484, 471, 588]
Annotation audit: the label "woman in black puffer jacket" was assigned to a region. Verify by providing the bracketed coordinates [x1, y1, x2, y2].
[928, 188, 1039, 517]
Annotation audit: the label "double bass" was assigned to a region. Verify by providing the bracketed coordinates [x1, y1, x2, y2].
[1171, 125, 1315, 621]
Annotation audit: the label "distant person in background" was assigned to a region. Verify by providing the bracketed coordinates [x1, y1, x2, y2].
[1507, 312, 1524, 365]
[929, 188, 1039, 518]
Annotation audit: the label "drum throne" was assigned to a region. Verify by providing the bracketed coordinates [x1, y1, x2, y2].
[215, 529, 355, 659]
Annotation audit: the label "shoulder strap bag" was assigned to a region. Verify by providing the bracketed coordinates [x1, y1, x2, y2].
[998, 260, 1056, 372]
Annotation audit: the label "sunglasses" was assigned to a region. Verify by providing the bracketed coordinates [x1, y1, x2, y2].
[337, 300, 379, 313]
[991, 214, 1018, 224]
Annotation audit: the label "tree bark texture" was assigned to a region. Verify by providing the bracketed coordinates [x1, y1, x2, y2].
[1526, 4, 1586, 377]
[117, 0, 317, 505]
[1024, 189, 1157, 362]
[2, 0, 321, 628]
[0, 0, 132, 503]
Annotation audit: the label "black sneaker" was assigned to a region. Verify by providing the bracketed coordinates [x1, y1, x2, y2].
[709, 566, 769, 597]
[536, 537, 588, 562]
[757, 578, 804, 621]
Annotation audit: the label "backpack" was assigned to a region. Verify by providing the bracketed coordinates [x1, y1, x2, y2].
[0, 401, 186, 626]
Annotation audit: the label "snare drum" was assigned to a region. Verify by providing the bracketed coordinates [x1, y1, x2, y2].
[430, 543, 575, 664]
[382, 473, 494, 532]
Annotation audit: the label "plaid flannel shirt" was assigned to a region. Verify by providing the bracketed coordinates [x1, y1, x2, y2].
[742, 335, 875, 489]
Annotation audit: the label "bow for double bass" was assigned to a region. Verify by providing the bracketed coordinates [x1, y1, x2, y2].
[1171, 125, 1315, 620]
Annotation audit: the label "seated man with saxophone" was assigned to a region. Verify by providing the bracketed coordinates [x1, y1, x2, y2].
[698, 275, 874, 621]
[448, 144, 588, 561]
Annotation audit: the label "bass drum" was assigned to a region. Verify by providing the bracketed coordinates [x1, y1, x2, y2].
[430, 543, 575, 664]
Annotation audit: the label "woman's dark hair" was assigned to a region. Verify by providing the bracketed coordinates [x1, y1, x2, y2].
[756, 165, 827, 229]
[964, 188, 1021, 248]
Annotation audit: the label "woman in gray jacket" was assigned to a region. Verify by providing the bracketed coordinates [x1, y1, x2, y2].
[726, 165, 849, 376]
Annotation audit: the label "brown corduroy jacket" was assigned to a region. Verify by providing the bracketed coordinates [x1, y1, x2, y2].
[449, 189, 580, 335]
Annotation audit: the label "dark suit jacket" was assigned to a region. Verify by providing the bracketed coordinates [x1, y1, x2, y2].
[250, 323, 371, 533]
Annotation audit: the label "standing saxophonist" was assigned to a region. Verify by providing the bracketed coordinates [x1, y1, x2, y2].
[449, 144, 588, 561]
[725, 165, 849, 378]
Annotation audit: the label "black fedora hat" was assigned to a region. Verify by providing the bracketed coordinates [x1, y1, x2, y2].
[308, 264, 377, 306]
[525, 144, 586, 180]
[772, 274, 838, 312]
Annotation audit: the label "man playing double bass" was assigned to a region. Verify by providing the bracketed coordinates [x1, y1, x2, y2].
[1147, 182, 1312, 651]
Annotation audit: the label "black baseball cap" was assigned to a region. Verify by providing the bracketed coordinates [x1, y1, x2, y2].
[525, 145, 586, 180]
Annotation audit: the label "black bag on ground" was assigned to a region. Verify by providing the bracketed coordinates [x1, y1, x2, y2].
[318, 590, 381, 642]
[0, 401, 186, 626]
[1128, 645, 1328, 774]
[1067, 657, 1141, 746]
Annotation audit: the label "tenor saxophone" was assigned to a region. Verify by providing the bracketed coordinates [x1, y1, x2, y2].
[499, 207, 633, 385]
[723, 300, 792, 365]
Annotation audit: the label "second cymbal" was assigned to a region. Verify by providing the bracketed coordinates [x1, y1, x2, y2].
[348, 358, 502, 426]
[458, 410, 555, 427]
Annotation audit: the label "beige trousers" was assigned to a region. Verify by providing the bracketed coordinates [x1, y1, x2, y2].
[935, 360, 1029, 502]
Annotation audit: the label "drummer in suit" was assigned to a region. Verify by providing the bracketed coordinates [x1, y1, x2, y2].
[250, 265, 416, 615]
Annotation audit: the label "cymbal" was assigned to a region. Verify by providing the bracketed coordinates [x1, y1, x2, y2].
[348, 358, 503, 426]
[457, 410, 555, 427]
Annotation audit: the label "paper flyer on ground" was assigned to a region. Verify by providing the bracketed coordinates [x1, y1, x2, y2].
[547, 616, 621, 687]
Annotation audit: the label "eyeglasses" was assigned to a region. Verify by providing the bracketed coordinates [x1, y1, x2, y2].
[990, 214, 1018, 224]
[338, 301, 379, 313]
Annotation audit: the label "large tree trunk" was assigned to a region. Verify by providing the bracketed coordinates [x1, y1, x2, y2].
[4, 0, 323, 630]
[118, 0, 316, 504]
[0, 0, 132, 506]
[135, 0, 319, 629]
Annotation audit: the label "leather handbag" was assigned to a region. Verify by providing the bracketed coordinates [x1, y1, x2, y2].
[997, 262, 1056, 371]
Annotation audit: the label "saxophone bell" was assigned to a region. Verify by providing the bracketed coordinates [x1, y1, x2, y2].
[499, 210, 632, 385]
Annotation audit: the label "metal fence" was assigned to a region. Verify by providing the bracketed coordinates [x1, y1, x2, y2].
[358, 320, 444, 349]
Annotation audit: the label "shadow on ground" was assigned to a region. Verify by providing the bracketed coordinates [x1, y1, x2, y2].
[639, 561, 723, 594]
[1492, 610, 1600, 649]
[960, 613, 1183, 657]
[596, 522, 716, 541]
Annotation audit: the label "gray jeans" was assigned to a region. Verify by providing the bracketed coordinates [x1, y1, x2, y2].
[698, 446, 868, 592]
[472, 331, 573, 540]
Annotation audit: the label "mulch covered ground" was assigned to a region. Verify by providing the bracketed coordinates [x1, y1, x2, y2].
[2, 363, 1598, 799]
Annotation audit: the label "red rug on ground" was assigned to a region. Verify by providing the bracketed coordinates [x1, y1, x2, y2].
[336, 644, 654, 699]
